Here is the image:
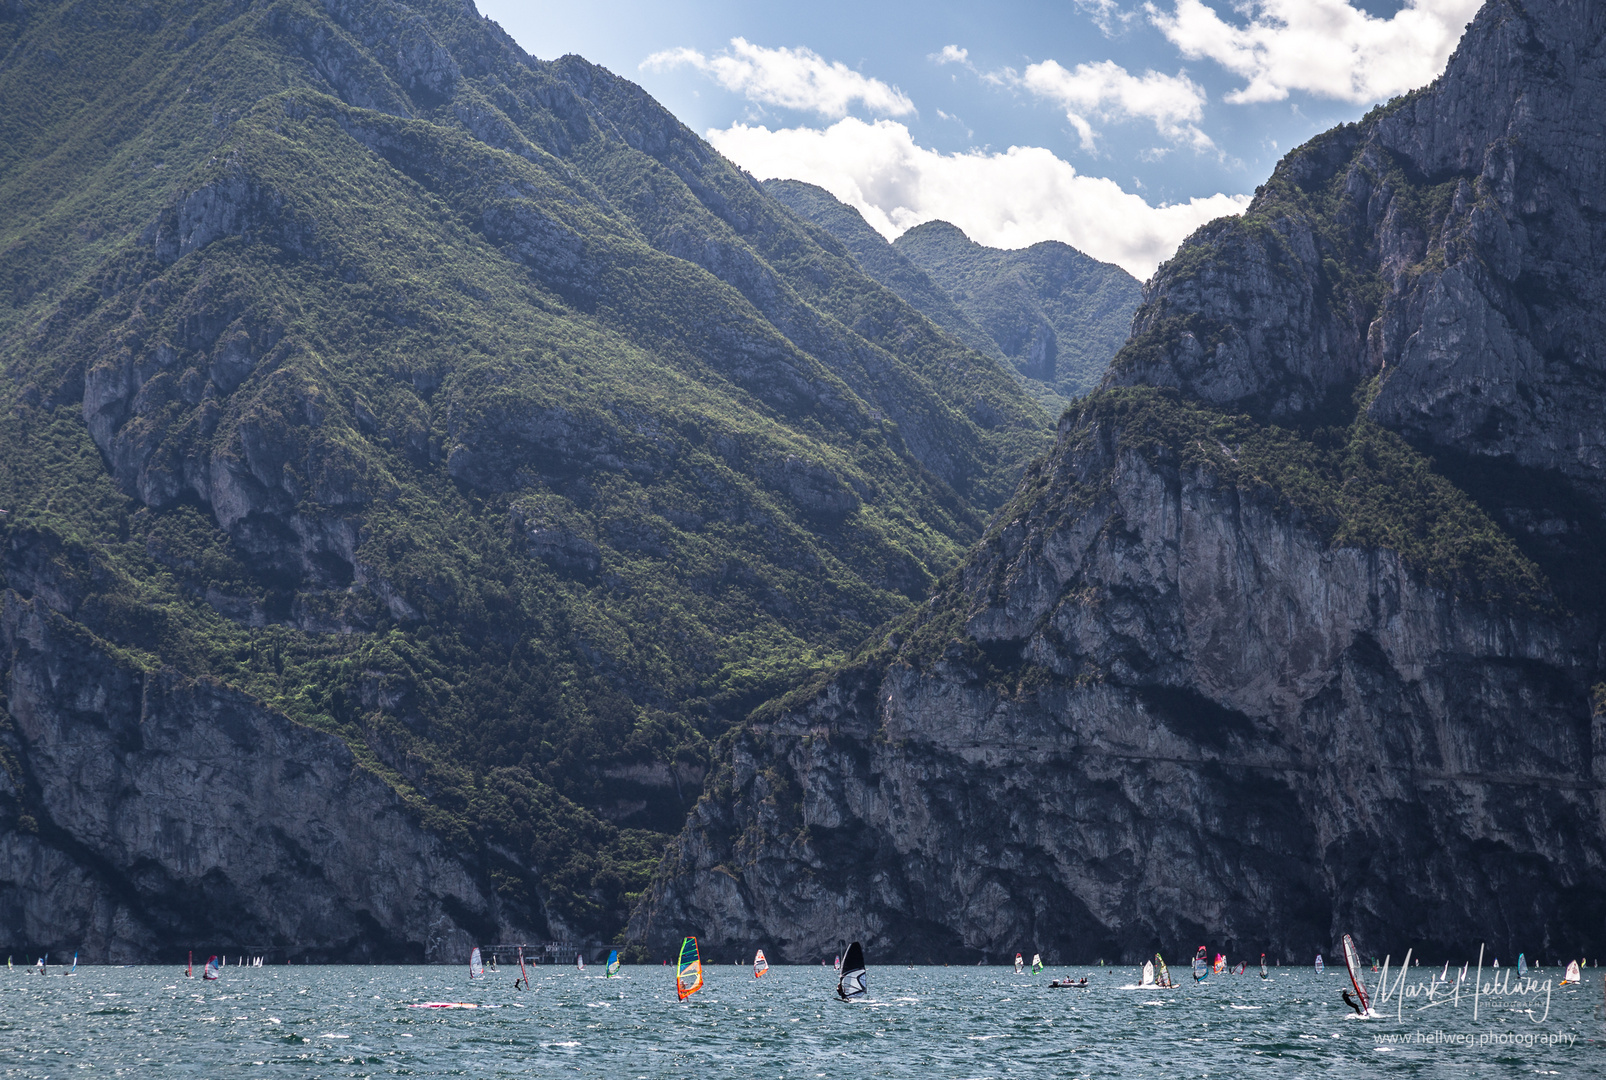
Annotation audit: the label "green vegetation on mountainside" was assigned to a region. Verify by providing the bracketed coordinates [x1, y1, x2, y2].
[893, 221, 1143, 405]
[0, 0, 1048, 944]
[762, 182, 1142, 412]
[785, 383, 1549, 700]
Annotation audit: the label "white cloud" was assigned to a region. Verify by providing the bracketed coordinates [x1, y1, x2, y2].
[1075, 0, 1140, 36]
[1147, 0, 1482, 104]
[932, 45, 971, 67]
[707, 117, 1248, 279]
[642, 38, 914, 119]
[1019, 59, 1213, 151]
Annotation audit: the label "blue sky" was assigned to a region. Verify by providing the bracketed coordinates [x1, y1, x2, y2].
[477, 0, 1482, 276]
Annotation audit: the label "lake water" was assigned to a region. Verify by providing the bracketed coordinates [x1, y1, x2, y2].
[0, 962, 1598, 1077]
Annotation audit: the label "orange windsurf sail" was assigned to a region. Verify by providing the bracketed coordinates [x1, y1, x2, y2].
[677, 936, 703, 1000]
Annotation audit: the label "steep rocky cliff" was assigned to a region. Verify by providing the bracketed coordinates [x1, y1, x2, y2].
[0, 535, 524, 962]
[633, 0, 1606, 965]
[0, 0, 1048, 958]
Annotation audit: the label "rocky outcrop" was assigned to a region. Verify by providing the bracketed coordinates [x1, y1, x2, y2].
[634, 0, 1606, 964]
[1112, 1, 1606, 506]
[0, 580, 533, 962]
[633, 397, 1603, 963]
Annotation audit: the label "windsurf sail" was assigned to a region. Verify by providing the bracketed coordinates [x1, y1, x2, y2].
[516, 946, 529, 990]
[68, 953, 77, 976]
[469, 947, 484, 979]
[1192, 948, 1208, 982]
[834, 954, 841, 972]
[1014, 953, 1024, 974]
[1140, 960, 1155, 986]
[753, 949, 769, 978]
[1213, 953, 1226, 974]
[203, 955, 220, 981]
[1155, 953, 1172, 987]
[1031, 953, 1043, 975]
[1564, 960, 1582, 983]
[186, 951, 193, 978]
[1315, 953, 1324, 974]
[676, 937, 703, 1001]
[1518, 953, 1527, 977]
[1341, 935, 1371, 1013]
[838, 941, 867, 1000]
[606, 950, 620, 977]
[576, 953, 585, 972]
[1260, 954, 1268, 979]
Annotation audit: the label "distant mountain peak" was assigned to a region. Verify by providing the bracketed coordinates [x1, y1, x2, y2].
[766, 183, 1141, 407]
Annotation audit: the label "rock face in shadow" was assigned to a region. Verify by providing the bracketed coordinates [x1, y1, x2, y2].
[0, 575, 529, 962]
[632, 0, 1606, 965]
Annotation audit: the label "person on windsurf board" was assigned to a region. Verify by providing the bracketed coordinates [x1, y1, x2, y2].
[836, 942, 867, 1001]
[1340, 934, 1372, 1016]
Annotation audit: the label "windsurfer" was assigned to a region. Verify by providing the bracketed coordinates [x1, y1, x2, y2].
[1342, 989, 1365, 1016]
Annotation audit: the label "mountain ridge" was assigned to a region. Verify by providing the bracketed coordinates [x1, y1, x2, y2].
[0, 0, 1049, 959]
[762, 179, 1143, 411]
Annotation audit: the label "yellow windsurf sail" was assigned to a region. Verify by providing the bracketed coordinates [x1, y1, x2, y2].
[677, 936, 703, 1000]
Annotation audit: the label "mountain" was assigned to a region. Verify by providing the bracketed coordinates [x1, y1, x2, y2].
[0, 0, 1050, 960]
[764, 181, 1142, 409]
[633, 0, 1606, 965]
[894, 222, 1142, 403]
[761, 180, 1006, 364]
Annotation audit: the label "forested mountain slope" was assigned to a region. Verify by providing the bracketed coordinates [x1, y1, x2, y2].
[0, 0, 1049, 959]
[634, 0, 1606, 965]
[765, 180, 1142, 410]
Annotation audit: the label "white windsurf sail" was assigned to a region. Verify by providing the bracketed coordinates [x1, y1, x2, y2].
[753, 949, 769, 978]
[1564, 960, 1582, 983]
[1031, 953, 1043, 974]
[576, 953, 585, 972]
[1260, 954, 1268, 979]
[1518, 953, 1527, 977]
[1014, 953, 1024, 974]
[469, 947, 484, 979]
[837, 941, 867, 1000]
[1140, 960, 1155, 986]
[1315, 953, 1324, 974]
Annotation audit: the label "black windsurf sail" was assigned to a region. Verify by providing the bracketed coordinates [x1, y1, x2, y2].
[837, 941, 867, 1000]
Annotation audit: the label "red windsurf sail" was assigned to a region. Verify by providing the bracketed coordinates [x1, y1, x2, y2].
[1342, 935, 1371, 1013]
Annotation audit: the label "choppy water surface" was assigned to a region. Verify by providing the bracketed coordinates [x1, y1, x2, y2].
[0, 963, 1598, 1076]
